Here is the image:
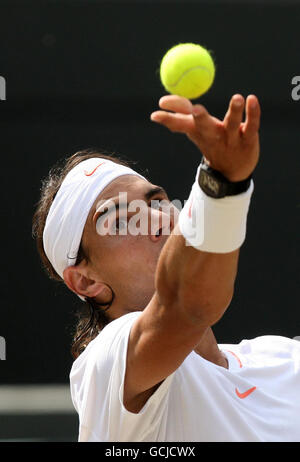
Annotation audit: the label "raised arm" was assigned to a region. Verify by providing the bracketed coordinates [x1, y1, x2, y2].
[124, 94, 261, 412]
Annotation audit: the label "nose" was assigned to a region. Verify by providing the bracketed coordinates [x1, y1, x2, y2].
[148, 204, 176, 243]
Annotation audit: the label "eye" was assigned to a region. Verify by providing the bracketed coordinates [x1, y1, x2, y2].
[150, 195, 170, 209]
[150, 199, 161, 210]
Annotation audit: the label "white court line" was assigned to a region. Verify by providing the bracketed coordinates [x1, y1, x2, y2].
[0, 385, 76, 414]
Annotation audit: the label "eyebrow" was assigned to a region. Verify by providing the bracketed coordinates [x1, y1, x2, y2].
[94, 185, 168, 222]
[145, 185, 167, 201]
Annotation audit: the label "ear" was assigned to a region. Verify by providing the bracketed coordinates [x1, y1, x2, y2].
[63, 264, 107, 300]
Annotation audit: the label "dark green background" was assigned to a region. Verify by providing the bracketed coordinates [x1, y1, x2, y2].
[1, 0, 299, 384]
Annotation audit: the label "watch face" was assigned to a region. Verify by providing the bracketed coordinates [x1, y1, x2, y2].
[199, 163, 252, 197]
[199, 170, 222, 197]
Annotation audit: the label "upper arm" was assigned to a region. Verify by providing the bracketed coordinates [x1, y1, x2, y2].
[124, 291, 208, 412]
[124, 230, 238, 412]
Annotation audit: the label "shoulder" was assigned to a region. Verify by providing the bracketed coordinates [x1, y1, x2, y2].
[77, 311, 142, 360]
[69, 311, 142, 414]
[241, 335, 300, 355]
[96, 311, 142, 348]
[221, 335, 300, 366]
[70, 311, 142, 378]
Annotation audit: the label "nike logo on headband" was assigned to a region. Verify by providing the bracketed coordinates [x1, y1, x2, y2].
[84, 162, 106, 176]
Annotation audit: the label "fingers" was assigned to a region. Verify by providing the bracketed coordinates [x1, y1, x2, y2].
[191, 103, 214, 134]
[150, 95, 195, 133]
[242, 95, 261, 139]
[223, 94, 260, 142]
[150, 93, 261, 142]
[158, 95, 194, 114]
[150, 111, 195, 133]
[223, 94, 245, 133]
[151, 99, 218, 138]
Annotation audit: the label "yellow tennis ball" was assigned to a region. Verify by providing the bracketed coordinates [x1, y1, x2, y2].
[160, 43, 215, 99]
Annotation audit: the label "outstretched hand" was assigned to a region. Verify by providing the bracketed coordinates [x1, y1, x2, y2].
[150, 94, 261, 182]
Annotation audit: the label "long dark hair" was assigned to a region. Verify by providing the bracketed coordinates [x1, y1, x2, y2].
[32, 148, 143, 359]
[70, 244, 115, 359]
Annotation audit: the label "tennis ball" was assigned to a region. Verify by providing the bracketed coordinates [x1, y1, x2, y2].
[160, 43, 215, 100]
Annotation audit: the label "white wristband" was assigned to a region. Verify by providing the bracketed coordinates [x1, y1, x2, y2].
[178, 165, 254, 253]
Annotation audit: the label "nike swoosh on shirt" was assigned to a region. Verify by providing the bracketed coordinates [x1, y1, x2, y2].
[235, 386, 256, 399]
[84, 162, 105, 176]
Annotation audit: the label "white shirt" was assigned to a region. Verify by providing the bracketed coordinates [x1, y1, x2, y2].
[70, 311, 300, 442]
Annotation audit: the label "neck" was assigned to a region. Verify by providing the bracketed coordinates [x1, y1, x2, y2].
[194, 327, 228, 369]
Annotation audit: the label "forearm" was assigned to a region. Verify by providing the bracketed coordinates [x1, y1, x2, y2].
[155, 162, 253, 325]
[151, 93, 260, 328]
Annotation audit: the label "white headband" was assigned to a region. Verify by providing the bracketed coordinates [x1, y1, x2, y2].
[43, 157, 146, 291]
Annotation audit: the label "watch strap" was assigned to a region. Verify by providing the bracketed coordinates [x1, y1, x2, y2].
[199, 159, 252, 198]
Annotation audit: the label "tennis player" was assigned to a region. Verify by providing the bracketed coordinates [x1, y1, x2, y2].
[33, 94, 300, 442]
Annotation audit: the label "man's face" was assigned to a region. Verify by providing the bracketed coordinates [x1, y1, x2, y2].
[81, 175, 176, 315]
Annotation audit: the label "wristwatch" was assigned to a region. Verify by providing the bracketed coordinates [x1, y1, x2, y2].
[198, 158, 252, 198]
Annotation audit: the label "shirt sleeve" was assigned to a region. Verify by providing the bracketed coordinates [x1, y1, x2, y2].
[72, 311, 175, 442]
